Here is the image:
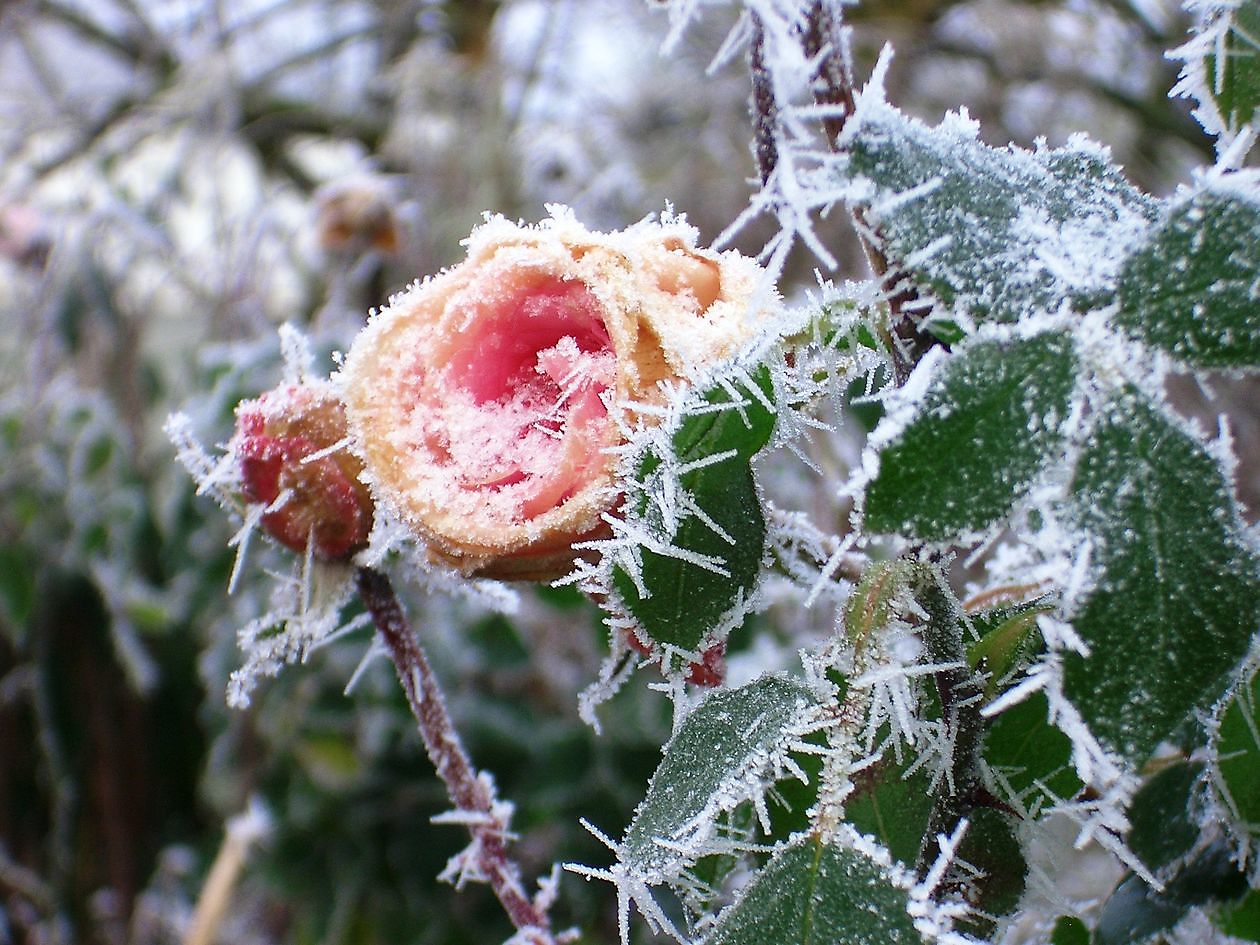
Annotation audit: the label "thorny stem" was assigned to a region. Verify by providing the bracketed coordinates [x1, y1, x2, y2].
[910, 566, 987, 879]
[799, 1, 856, 150]
[749, 15, 778, 188]
[802, 2, 930, 385]
[747, 2, 934, 384]
[354, 567, 557, 945]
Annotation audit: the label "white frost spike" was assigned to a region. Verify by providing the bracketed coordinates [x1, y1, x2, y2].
[225, 559, 358, 708]
[342, 634, 388, 696]
[563, 862, 684, 945]
[278, 322, 316, 383]
[908, 821, 978, 945]
[915, 819, 969, 902]
[165, 412, 244, 512]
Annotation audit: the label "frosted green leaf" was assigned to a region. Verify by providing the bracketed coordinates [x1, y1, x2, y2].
[841, 104, 1158, 323]
[1051, 916, 1089, 945]
[621, 675, 817, 877]
[1063, 394, 1260, 763]
[845, 757, 934, 867]
[863, 333, 1076, 541]
[844, 560, 917, 650]
[1174, 1, 1260, 140]
[1214, 664, 1260, 838]
[1127, 761, 1205, 872]
[1095, 842, 1248, 945]
[967, 596, 1053, 698]
[614, 368, 774, 650]
[953, 808, 1026, 936]
[1115, 185, 1260, 368]
[1218, 888, 1260, 941]
[1207, 2, 1260, 133]
[705, 834, 919, 945]
[982, 692, 1083, 814]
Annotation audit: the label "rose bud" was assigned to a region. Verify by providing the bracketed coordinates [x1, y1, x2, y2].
[0, 205, 52, 270]
[232, 383, 373, 561]
[338, 210, 769, 579]
[625, 631, 727, 687]
[314, 178, 400, 256]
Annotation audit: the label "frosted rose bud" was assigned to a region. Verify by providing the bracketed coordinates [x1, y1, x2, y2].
[0, 205, 51, 269]
[339, 210, 768, 579]
[315, 178, 400, 255]
[626, 631, 727, 687]
[233, 383, 373, 561]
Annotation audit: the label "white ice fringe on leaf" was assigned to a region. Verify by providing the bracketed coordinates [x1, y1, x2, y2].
[1170, 0, 1260, 152]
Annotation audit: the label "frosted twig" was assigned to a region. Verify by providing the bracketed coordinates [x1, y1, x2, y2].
[749, 12, 779, 187]
[184, 798, 273, 945]
[908, 566, 990, 880]
[796, 2, 936, 383]
[354, 567, 557, 945]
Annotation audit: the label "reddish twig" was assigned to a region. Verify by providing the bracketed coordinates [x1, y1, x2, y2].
[354, 567, 556, 944]
[799, 1, 856, 150]
[801, 2, 926, 383]
[749, 15, 779, 188]
[747, 2, 934, 384]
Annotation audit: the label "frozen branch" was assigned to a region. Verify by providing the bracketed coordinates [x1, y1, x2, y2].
[749, 13, 779, 188]
[799, 1, 855, 148]
[354, 567, 558, 945]
[909, 565, 988, 880]
[184, 801, 272, 945]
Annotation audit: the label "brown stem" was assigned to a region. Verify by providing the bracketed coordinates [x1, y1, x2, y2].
[909, 566, 985, 880]
[749, 14, 779, 189]
[800, 1, 856, 149]
[354, 567, 555, 944]
[799, 1, 935, 384]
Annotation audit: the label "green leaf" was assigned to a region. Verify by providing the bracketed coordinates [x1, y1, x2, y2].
[1127, 761, 1205, 872]
[863, 332, 1077, 541]
[1063, 393, 1260, 763]
[1208, 2, 1260, 133]
[1215, 664, 1260, 837]
[844, 758, 935, 868]
[613, 368, 775, 650]
[1115, 184, 1260, 369]
[1218, 888, 1260, 942]
[967, 596, 1054, 698]
[1178, 1, 1260, 139]
[953, 807, 1027, 936]
[982, 692, 1083, 814]
[844, 560, 917, 650]
[840, 104, 1158, 323]
[621, 675, 818, 877]
[1094, 842, 1249, 945]
[1052, 915, 1089, 945]
[0, 544, 37, 633]
[466, 614, 530, 668]
[705, 834, 920, 945]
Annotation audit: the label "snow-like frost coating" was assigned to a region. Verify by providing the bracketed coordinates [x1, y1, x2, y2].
[339, 206, 772, 579]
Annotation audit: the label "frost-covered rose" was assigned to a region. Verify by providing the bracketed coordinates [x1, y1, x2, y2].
[339, 210, 768, 578]
[233, 382, 374, 561]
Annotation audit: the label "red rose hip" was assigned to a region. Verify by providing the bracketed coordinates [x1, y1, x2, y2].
[233, 383, 373, 561]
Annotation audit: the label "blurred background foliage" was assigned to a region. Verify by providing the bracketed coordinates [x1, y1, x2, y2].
[0, 0, 1232, 942]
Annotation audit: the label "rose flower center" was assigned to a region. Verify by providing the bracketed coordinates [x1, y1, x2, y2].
[435, 277, 616, 521]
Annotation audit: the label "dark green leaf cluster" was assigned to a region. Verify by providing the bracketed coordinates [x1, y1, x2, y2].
[612, 366, 776, 652]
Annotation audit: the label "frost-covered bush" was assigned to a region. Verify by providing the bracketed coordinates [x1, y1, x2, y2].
[51, 0, 1259, 943]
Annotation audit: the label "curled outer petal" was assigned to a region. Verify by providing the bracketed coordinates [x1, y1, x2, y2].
[339, 209, 771, 579]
